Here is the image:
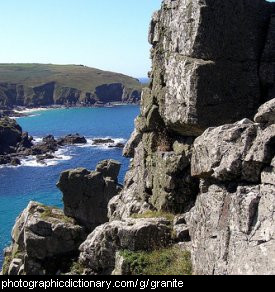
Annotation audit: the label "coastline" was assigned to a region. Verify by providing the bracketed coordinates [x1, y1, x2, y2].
[4, 102, 140, 118]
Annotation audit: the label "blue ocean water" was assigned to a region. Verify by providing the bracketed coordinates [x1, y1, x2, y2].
[0, 105, 139, 266]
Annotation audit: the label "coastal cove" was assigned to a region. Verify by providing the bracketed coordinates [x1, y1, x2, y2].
[0, 105, 139, 266]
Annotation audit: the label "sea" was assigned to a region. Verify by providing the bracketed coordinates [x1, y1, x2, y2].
[0, 105, 140, 266]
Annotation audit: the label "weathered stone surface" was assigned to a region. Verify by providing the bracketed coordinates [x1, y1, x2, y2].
[96, 159, 121, 181]
[191, 119, 275, 182]
[0, 117, 22, 155]
[79, 218, 172, 274]
[173, 224, 190, 243]
[57, 160, 122, 229]
[189, 183, 275, 275]
[123, 129, 142, 158]
[150, 150, 197, 213]
[57, 134, 87, 146]
[3, 201, 85, 275]
[8, 258, 23, 276]
[255, 98, 275, 124]
[148, 0, 272, 135]
[111, 252, 131, 275]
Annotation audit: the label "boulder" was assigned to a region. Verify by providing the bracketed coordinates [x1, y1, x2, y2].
[79, 218, 172, 274]
[191, 119, 275, 182]
[92, 138, 115, 145]
[0, 117, 22, 155]
[57, 134, 87, 146]
[96, 159, 121, 181]
[57, 160, 122, 229]
[3, 201, 86, 275]
[254, 98, 275, 124]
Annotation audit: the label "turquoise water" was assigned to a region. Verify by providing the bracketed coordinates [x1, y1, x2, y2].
[0, 105, 139, 266]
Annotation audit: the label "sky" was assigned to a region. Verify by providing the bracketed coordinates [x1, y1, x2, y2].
[0, 0, 162, 78]
[0, 0, 274, 78]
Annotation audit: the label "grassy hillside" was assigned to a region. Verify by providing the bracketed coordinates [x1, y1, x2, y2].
[0, 64, 143, 107]
[0, 63, 142, 92]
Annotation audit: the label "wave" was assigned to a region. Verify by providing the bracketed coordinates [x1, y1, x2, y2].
[0, 148, 73, 169]
[13, 107, 57, 114]
[21, 148, 73, 168]
[0, 136, 125, 170]
[32, 137, 43, 144]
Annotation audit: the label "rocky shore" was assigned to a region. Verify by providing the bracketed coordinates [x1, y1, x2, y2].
[1, 0, 275, 275]
[0, 117, 125, 166]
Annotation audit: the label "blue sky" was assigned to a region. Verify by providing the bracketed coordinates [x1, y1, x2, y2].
[0, 0, 274, 78]
[0, 0, 162, 78]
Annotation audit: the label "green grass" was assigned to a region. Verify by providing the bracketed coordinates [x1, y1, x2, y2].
[0, 63, 142, 92]
[41, 206, 74, 224]
[131, 210, 175, 221]
[120, 247, 192, 275]
[69, 261, 86, 275]
[1, 255, 12, 275]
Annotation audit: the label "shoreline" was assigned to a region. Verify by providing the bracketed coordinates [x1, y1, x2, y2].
[10, 102, 140, 116]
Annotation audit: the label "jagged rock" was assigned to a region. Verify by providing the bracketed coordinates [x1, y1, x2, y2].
[36, 154, 55, 164]
[0, 117, 22, 155]
[3, 202, 86, 275]
[8, 259, 23, 275]
[96, 160, 121, 181]
[149, 0, 273, 136]
[191, 119, 275, 182]
[111, 252, 131, 275]
[173, 224, 190, 243]
[123, 129, 142, 158]
[261, 156, 275, 185]
[79, 218, 172, 274]
[57, 160, 122, 229]
[189, 184, 275, 275]
[92, 138, 114, 145]
[254, 98, 275, 124]
[150, 150, 197, 213]
[57, 134, 87, 146]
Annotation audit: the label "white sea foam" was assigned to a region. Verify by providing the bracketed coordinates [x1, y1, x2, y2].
[13, 107, 57, 114]
[78, 137, 126, 149]
[0, 148, 73, 170]
[32, 137, 43, 144]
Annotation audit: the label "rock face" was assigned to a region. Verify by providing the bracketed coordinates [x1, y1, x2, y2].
[106, 0, 275, 275]
[0, 117, 23, 155]
[149, 0, 273, 136]
[79, 218, 172, 274]
[188, 105, 275, 275]
[2, 202, 86, 275]
[57, 160, 122, 230]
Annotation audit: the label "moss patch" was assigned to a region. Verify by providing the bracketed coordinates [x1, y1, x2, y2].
[2, 255, 12, 275]
[41, 206, 74, 224]
[69, 261, 85, 275]
[120, 247, 192, 275]
[131, 210, 175, 222]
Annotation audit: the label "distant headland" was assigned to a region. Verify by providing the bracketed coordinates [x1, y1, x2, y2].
[0, 64, 143, 110]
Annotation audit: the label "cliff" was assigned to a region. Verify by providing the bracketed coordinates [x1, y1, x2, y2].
[2, 0, 275, 275]
[0, 64, 142, 107]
